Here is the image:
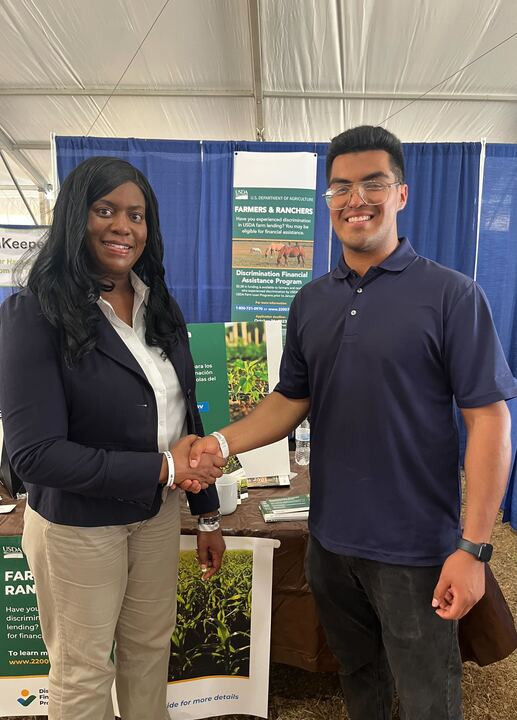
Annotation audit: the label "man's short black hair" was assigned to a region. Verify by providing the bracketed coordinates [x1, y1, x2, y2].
[326, 125, 405, 184]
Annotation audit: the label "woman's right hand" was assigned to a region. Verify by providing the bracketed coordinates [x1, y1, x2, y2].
[169, 435, 224, 493]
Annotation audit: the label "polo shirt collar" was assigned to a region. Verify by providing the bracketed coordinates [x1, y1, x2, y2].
[332, 237, 417, 279]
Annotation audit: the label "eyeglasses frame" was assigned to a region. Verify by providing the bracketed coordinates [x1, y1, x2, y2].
[323, 180, 401, 209]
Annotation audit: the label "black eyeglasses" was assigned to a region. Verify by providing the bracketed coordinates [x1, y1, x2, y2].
[323, 181, 400, 209]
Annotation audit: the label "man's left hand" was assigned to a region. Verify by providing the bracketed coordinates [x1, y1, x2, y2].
[197, 529, 226, 581]
[432, 549, 486, 620]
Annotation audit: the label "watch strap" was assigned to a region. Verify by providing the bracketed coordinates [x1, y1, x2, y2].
[457, 537, 493, 561]
[198, 511, 222, 532]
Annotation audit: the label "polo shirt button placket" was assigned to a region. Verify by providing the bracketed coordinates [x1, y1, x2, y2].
[351, 286, 364, 315]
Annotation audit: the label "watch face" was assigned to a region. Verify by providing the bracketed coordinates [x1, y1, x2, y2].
[480, 543, 493, 562]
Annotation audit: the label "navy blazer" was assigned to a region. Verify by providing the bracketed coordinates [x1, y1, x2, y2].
[0, 288, 219, 526]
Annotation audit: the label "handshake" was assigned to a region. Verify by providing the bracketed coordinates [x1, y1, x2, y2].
[164, 434, 226, 493]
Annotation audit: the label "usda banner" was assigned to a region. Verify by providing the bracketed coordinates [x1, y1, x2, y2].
[0, 536, 50, 715]
[0, 536, 279, 719]
[0, 226, 48, 287]
[231, 151, 317, 321]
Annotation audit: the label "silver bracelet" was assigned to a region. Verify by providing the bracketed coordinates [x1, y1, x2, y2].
[210, 431, 229, 459]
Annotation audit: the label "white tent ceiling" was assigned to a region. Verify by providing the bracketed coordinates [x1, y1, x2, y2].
[1, 0, 517, 221]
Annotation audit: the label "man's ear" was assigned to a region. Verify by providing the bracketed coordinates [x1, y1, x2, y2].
[397, 183, 408, 212]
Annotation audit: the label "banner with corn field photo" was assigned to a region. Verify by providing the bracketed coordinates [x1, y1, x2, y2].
[187, 319, 290, 480]
[165, 535, 279, 719]
[231, 151, 317, 322]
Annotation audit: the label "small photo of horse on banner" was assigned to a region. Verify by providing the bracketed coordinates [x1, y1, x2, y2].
[274, 242, 307, 267]
[232, 240, 313, 270]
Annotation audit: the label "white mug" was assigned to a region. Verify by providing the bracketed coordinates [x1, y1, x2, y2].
[216, 474, 238, 515]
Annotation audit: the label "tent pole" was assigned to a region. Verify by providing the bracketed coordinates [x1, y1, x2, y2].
[0, 149, 38, 225]
[248, 0, 265, 141]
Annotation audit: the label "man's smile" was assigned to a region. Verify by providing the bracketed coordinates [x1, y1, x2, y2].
[345, 213, 374, 224]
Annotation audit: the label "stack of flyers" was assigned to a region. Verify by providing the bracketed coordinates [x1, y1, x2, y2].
[259, 494, 310, 522]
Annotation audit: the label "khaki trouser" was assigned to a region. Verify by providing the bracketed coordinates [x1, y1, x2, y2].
[22, 490, 180, 720]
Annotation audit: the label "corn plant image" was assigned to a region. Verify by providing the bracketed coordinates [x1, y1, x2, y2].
[169, 550, 253, 681]
[225, 322, 268, 421]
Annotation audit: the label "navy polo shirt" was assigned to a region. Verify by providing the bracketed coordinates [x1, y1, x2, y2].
[275, 238, 517, 566]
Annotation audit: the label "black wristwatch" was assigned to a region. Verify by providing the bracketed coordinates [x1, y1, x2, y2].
[457, 537, 493, 562]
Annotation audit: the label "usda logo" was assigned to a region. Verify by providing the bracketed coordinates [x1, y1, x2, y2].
[2, 545, 23, 559]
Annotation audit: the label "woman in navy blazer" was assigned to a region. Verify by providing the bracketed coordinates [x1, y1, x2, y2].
[0, 157, 225, 719]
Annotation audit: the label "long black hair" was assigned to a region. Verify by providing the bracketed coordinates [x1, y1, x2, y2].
[24, 156, 183, 366]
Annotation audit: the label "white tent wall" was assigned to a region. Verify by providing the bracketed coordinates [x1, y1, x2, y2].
[1, 0, 516, 220]
[0, 187, 41, 225]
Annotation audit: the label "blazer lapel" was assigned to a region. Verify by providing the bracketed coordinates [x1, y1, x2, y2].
[94, 309, 149, 383]
[94, 307, 190, 397]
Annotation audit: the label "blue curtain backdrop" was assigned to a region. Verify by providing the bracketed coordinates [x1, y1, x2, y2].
[399, 143, 480, 276]
[475, 144, 517, 527]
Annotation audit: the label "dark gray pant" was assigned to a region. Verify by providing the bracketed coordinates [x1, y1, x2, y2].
[305, 536, 463, 720]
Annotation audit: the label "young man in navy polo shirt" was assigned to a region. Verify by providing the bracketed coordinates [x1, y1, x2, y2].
[190, 126, 517, 719]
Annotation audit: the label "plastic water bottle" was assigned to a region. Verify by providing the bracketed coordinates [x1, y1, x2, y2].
[295, 418, 310, 465]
